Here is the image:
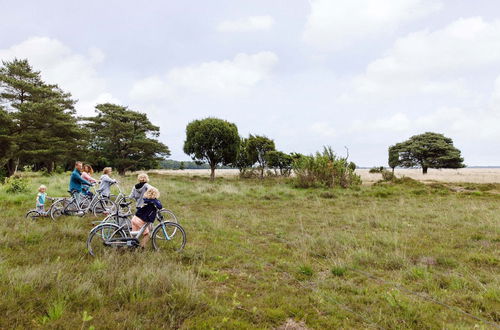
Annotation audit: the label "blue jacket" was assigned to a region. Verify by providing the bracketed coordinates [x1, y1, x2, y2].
[69, 169, 91, 193]
[135, 198, 162, 223]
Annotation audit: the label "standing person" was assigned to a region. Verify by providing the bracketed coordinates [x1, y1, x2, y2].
[131, 186, 162, 248]
[129, 173, 150, 209]
[82, 164, 97, 198]
[36, 185, 47, 214]
[69, 161, 91, 203]
[98, 167, 117, 198]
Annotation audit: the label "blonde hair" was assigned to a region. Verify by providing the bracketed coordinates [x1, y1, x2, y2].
[103, 167, 112, 174]
[144, 186, 160, 199]
[38, 185, 47, 192]
[137, 173, 149, 183]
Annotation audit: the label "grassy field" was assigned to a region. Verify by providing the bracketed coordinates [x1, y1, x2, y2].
[0, 172, 499, 329]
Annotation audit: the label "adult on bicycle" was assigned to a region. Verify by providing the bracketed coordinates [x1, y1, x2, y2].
[69, 161, 91, 205]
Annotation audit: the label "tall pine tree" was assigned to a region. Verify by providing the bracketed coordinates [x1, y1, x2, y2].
[0, 59, 85, 174]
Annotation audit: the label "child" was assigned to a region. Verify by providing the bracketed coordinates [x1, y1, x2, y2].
[129, 173, 150, 209]
[131, 186, 162, 248]
[97, 167, 117, 198]
[36, 185, 47, 214]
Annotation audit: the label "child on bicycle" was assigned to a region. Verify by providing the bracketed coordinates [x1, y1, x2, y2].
[36, 185, 47, 215]
[131, 186, 162, 248]
[97, 167, 117, 198]
[129, 173, 150, 209]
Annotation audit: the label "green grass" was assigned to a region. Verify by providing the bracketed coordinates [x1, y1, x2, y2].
[0, 172, 499, 329]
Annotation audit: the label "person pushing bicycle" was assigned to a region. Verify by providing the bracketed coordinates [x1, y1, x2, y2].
[131, 186, 162, 248]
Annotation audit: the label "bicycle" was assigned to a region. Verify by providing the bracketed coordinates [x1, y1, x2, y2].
[87, 207, 186, 256]
[50, 185, 116, 220]
[109, 183, 133, 214]
[25, 197, 61, 220]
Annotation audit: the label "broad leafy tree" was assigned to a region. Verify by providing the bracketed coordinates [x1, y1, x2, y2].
[183, 117, 240, 180]
[388, 145, 399, 174]
[247, 135, 275, 178]
[84, 103, 170, 175]
[390, 132, 464, 174]
[266, 151, 293, 176]
[234, 137, 254, 174]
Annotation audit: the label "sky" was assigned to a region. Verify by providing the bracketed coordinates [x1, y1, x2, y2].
[1, 0, 499, 166]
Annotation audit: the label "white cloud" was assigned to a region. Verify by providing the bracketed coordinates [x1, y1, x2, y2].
[130, 51, 278, 101]
[0, 37, 114, 115]
[303, 0, 441, 51]
[345, 17, 500, 101]
[350, 113, 411, 132]
[217, 15, 275, 32]
[310, 122, 336, 137]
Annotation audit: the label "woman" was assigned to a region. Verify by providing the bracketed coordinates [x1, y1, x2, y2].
[81, 164, 97, 197]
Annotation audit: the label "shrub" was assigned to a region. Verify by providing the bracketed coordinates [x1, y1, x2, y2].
[381, 170, 395, 181]
[369, 166, 385, 173]
[5, 176, 28, 193]
[293, 146, 361, 188]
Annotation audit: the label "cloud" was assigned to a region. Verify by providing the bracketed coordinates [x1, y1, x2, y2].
[310, 122, 336, 137]
[217, 15, 275, 32]
[343, 17, 500, 102]
[303, 0, 441, 51]
[0, 36, 115, 115]
[130, 51, 278, 101]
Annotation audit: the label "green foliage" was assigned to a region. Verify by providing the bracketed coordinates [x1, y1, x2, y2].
[234, 137, 254, 174]
[292, 146, 361, 188]
[84, 103, 170, 175]
[369, 166, 385, 173]
[389, 132, 465, 174]
[183, 117, 240, 180]
[4, 176, 28, 193]
[265, 151, 293, 176]
[0, 59, 87, 175]
[247, 135, 275, 178]
[381, 169, 395, 181]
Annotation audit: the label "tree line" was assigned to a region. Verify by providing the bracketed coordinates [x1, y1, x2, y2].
[0, 59, 169, 178]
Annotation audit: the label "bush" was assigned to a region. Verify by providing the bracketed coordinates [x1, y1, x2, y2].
[293, 146, 361, 188]
[5, 176, 28, 193]
[369, 166, 385, 173]
[381, 170, 395, 181]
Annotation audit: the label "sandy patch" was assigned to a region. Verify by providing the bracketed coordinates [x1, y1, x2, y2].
[147, 168, 500, 184]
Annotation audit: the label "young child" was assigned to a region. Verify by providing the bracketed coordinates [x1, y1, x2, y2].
[97, 167, 117, 198]
[131, 186, 162, 248]
[129, 173, 150, 209]
[36, 185, 47, 214]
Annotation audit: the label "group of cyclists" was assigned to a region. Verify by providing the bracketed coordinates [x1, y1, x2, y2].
[68, 161, 163, 248]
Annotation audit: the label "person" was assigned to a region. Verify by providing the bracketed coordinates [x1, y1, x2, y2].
[131, 186, 162, 247]
[36, 185, 47, 214]
[129, 173, 150, 209]
[81, 164, 97, 198]
[69, 161, 91, 203]
[97, 167, 117, 198]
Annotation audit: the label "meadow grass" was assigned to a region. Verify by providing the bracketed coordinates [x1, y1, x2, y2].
[0, 172, 499, 329]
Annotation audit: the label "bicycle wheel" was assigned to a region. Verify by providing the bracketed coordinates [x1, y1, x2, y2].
[87, 223, 127, 257]
[157, 209, 178, 224]
[156, 209, 179, 236]
[25, 210, 41, 220]
[92, 198, 116, 217]
[151, 222, 186, 252]
[50, 199, 69, 220]
[116, 196, 132, 214]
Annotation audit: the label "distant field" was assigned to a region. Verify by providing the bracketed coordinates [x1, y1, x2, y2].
[1, 172, 499, 328]
[152, 167, 500, 184]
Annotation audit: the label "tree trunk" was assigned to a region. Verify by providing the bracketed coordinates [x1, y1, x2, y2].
[118, 168, 126, 176]
[210, 165, 215, 181]
[422, 166, 428, 174]
[392, 167, 395, 174]
[260, 166, 264, 179]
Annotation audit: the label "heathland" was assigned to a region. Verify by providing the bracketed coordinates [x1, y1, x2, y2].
[0, 172, 499, 329]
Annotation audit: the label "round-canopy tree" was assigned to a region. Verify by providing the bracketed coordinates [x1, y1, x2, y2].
[247, 135, 276, 178]
[389, 132, 465, 174]
[183, 117, 240, 180]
